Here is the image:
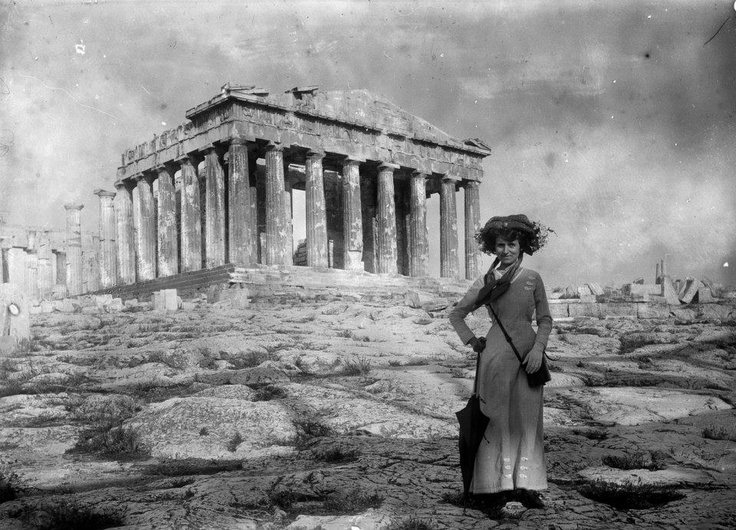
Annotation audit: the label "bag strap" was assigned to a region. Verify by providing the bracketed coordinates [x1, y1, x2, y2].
[472, 344, 482, 396]
[487, 303, 525, 367]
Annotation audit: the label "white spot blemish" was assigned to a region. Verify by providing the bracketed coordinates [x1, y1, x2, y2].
[75, 40, 86, 55]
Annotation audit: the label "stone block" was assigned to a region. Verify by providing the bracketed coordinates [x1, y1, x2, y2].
[106, 298, 124, 312]
[40, 301, 54, 313]
[152, 290, 178, 312]
[217, 288, 250, 309]
[93, 294, 113, 309]
[0, 284, 31, 353]
[124, 299, 139, 308]
[181, 301, 196, 311]
[81, 306, 99, 314]
[548, 301, 568, 319]
[587, 282, 605, 296]
[162, 289, 178, 311]
[579, 294, 597, 303]
[58, 299, 80, 313]
[637, 303, 671, 319]
[697, 304, 735, 322]
[598, 303, 638, 318]
[567, 302, 600, 318]
[51, 284, 67, 300]
[662, 277, 681, 305]
[404, 290, 435, 309]
[680, 279, 699, 304]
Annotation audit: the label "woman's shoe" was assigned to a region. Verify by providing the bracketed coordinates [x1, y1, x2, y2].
[516, 488, 545, 509]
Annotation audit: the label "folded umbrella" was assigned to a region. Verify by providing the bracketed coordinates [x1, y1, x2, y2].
[455, 339, 489, 499]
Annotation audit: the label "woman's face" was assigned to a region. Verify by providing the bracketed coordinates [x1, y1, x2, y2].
[494, 236, 520, 266]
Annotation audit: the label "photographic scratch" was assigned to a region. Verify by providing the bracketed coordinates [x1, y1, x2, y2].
[17, 74, 120, 121]
[704, 15, 731, 46]
[141, 85, 152, 95]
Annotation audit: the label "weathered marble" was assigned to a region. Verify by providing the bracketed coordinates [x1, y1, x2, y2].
[305, 151, 328, 268]
[409, 172, 428, 278]
[134, 175, 156, 281]
[114, 178, 136, 285]
[179, 155, 202, 272]
[63, 203, 84, 295]
[204, 147, 226, 268]
[156, 167, 178, 277]
[227, 139, 256, 265]
[376, 163, 398, 275]
[264, 143, 291, 266]
[94, 190, 117, 288]
[439, 178, 459, 279]
[342, 159, 363, 271]
[463, 181, 481, 280]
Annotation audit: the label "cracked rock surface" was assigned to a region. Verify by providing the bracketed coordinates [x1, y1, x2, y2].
[0, 295, 735, 529]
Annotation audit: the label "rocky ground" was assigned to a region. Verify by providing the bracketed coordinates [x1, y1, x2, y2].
[0, 292, 735, 529]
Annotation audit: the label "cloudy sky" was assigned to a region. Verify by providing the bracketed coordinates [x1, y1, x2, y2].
[1, 0, 735, 288]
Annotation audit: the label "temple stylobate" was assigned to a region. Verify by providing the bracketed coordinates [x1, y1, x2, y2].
[102, 85, 491, 287]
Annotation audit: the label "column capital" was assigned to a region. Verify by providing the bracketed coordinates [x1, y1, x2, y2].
[306, 150, 325, 160]
[378, 162, 400, 171]
[265, 141, 284, 152]
[410, 170, 429, 179]
[133, 172, 156, 185]
[441, 175, 460, 184]
[229, 136, 249, 146]
[64, 203, 84, 211]
[202, 143, 219, 154]
[152, 160, 178, 174]
[93, 189, 116, 199]
[175, 151, 203, 166]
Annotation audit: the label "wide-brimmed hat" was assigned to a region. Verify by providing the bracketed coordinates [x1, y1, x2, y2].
[476, 214, 552, 255]
[481, 214, 537, 235]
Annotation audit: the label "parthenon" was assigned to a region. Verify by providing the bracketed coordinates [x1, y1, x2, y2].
[101, 85, 491, 287]
[5, 86, 492, 302]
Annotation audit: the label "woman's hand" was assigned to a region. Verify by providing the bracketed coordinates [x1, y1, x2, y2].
[524, 343, 545, 373]
[469, 336, 486, 353]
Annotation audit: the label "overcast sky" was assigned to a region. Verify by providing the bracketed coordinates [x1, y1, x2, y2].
[1, 0, 735, 288]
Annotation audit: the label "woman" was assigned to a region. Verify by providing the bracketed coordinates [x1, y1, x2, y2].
[449, 214, 553, 508]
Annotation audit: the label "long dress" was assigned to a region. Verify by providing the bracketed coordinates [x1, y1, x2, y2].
[449, 266, 553, 493]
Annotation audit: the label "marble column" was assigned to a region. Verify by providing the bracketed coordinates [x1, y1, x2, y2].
[85, 237, 100, 292]
[228, 139, 256, 265]
[25, 251, 39, 302]
[156, 166, 178, 277]
[114, 179, 136, 285]
[464, 180, 482, 280]
[409, 171, 429, 277]
[6, 248, 26, 293]
[179, 155, 202, 272]
[440, 177, 459, 278]
[94, 189, 117, 288]
[305, 150, 328, 268]
[376, 162, 398, 275]
[64, 203, 84, 295]
[264, 143, 291, 266]
[37, 230, 53, 300]
[204, 146, 226, 268]
[134, 174, 156, 281]
[342, 159, 364, 271]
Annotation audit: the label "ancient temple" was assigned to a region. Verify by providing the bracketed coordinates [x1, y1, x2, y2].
[97, 85, 491, 288]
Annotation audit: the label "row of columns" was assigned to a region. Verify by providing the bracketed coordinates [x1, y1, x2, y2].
[97, 140, 481, 288]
